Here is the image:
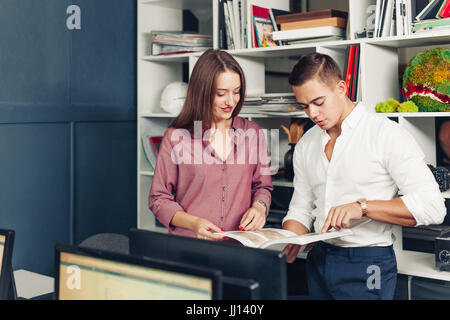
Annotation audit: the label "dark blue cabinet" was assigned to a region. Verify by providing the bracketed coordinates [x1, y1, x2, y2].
[0, 0, 137, 276]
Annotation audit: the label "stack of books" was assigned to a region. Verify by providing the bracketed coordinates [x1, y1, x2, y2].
[148, 31, 212, 56]
[413, 0, 450, 33]
[272, 9, 348, 44]
[258, 93, 304, 116]
[241, 96, 262, 114]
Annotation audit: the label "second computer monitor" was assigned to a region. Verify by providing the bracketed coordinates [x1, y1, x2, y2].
[129, 228, 287, 300]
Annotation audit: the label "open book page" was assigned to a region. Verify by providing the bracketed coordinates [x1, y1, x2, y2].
[259, 228, 353, 249]
[221, 228, 353, 249]
[221, 228, 297, 248]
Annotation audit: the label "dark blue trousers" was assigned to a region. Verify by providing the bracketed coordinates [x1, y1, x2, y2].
[306, 241, 397, 300]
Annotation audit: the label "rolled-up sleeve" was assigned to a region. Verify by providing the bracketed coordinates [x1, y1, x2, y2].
[251, 127, 273, 216]
[383, 124, 446, 226]
[282, 140, 316, 231]
[148, 128, 184, 230]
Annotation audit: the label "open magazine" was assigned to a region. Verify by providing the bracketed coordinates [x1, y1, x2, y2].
[221, 228, 353, 252]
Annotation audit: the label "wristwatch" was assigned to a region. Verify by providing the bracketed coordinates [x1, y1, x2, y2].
[254, 200, 267, 213]
[356, 198, 368, 216]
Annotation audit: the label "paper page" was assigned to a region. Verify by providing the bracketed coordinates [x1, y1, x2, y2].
[221, 228, 297, 248]
[259, 228, 353, 249]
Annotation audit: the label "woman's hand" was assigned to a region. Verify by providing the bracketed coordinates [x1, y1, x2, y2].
[239, 202, 266, 231]
[192, 217, 224, 241]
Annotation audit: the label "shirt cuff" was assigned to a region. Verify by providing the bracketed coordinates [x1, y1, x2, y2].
[282, 215, 313, 232]
[153, 201, 184, 230]
[399, 194, 424, 226]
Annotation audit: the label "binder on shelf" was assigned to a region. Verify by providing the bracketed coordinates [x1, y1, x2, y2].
[438, 0, 450, 18]
[342, 44, 360, 101]
[351, 44, 360, 102]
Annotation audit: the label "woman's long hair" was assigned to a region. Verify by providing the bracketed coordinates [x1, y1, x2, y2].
[170, 49, 246, 133]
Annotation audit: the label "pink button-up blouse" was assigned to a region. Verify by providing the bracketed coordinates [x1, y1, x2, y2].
[148, 116, 274, 238]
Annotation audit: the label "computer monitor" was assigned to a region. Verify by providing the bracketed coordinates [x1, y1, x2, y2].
[0, 229, 16, 300]
[55, 244, 222, 300]
[129, 229, 287, 299]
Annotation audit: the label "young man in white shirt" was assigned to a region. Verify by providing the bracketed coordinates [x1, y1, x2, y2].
[283, 53, 446, 300]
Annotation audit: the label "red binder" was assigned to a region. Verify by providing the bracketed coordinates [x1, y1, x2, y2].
[345, 45, 355, 99]
[439, 0, 450, 18]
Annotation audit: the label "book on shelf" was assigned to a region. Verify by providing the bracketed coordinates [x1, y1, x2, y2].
[142, 135, 162, 170]
[373, 0, 419, 37]
[438, 0, 450, 18]
[257, 104, 305, 116]
[221, 227, 353, 250]
[275, 9, 348, 24]
[351, 44, 360, 102]
[287, 35, 344, 45]
[218, 0, 227, 49]
[413, 17, 450, 32]
[280, 17, 347, 31]
[272, 26, 345, 42]
[412, 0, 450, 33]
[218, 1, 290, 49]
[152, 43, 211, 56]
[253, 15, 277, 47]
[415, 0, 444, 21]
[251, 5, 277, 47]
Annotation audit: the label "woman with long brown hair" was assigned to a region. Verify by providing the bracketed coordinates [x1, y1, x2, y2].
[149, 49, 273, 240]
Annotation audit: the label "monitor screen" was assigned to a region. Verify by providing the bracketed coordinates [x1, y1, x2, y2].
[56, 244, 222, 300]
[129, 229, 287, 300]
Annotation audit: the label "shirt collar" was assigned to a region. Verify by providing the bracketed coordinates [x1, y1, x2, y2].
[320, 102, 365, 139]
[342, 102, 365, 131]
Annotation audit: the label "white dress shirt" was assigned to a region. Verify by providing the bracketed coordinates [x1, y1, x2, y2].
[283, 102, 446, 247]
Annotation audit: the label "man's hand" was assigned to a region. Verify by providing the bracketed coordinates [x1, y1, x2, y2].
[192, 217, 224, 241]
[321, 202, 363, 233]
[239, 202, 266, 231]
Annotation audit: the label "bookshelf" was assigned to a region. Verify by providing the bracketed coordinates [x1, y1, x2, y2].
[137, 0, 450, 267]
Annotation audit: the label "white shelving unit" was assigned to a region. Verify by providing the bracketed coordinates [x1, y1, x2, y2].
[138, 0, 450, 282]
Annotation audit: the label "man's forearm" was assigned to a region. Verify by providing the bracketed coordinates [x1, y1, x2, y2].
[366, 198, 416, 226]
[282, 220, 310, 235]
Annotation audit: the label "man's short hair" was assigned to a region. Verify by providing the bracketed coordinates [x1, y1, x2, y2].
[288, 53, 343, 88]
